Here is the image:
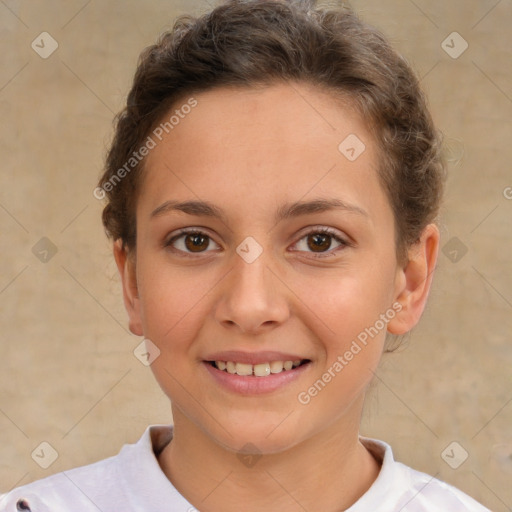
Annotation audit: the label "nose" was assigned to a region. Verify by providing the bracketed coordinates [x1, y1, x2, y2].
[214, 250, 290, 335]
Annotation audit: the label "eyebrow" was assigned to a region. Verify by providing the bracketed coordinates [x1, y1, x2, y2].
[150, 198, 369, 224]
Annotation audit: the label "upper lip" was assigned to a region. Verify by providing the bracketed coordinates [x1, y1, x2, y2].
[204, 351, 309, 365]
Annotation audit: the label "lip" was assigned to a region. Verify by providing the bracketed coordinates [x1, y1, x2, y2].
[203, 350, 308, 365]
[202, 358, 312, 395]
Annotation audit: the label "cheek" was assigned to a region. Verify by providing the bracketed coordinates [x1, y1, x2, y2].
[293, 275, 391, 408]
[136, 259, 212, 350]
[291, 270, 394, 346]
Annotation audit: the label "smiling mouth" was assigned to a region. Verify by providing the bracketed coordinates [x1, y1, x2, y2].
[207, 359, 310, 377]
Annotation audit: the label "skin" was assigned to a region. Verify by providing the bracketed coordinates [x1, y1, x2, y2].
[114, 82, 439, 511]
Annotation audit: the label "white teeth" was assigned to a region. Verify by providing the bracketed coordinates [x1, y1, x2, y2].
[254, 363, 271, 377]
[235, 362, 253, 376]
[270, 361, 284, 374]
[213, 360, 304, 376]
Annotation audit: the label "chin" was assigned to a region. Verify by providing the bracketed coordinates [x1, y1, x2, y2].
[205, 416, 307, 456]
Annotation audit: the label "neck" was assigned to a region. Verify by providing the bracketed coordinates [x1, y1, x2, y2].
[158, 401, 381, 512]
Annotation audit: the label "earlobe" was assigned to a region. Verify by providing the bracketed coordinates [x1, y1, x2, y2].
[387, 224, 440, 335]
[113, 240, 144, 336]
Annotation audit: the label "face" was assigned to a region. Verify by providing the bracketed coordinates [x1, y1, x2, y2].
[116, 82, 438, 454]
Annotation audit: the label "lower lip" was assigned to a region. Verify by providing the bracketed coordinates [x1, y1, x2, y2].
[203, 361, 311, 395]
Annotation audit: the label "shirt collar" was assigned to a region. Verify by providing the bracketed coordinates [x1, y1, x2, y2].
[120, 425, 396, 511]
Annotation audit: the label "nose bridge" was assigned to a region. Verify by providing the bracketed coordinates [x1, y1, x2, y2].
[235, 249, 271, 292]
[231, 246, 275, 307]
[215, 242, 289, 332]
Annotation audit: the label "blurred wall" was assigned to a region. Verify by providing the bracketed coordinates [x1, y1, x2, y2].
[0, 0, 510, 510]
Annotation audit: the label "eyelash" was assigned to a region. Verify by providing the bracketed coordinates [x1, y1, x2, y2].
[164, 227, 351, 259]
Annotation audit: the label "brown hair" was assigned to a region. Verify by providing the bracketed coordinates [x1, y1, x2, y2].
[98, 0, 445, 267]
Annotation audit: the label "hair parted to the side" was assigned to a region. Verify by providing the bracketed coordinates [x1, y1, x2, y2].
[98, 0, 446, 269]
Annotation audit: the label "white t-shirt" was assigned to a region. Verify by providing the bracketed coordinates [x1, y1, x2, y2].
[0, 425, 490, 511]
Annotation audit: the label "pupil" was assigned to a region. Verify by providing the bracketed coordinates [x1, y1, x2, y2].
[186, 234, 208, 252]
[308, 233, 330, 252]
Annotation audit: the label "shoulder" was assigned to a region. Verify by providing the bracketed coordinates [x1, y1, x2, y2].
[0, 452, 121, 512]
[0, 425, 177, 512]
[394, 461, 491, 511]
[355, 437, 491, 512]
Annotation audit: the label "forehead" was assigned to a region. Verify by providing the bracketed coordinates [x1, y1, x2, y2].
[162, 82, 368, 155]
[140, 82, 390, 223]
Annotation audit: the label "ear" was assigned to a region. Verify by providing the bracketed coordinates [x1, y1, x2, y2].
[113, 240, 143, 336]
[387, 223, 440, 335]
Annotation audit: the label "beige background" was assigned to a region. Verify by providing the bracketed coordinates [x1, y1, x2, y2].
[0, 0, 511, 510]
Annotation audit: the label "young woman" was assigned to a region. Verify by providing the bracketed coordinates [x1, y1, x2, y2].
[1, 0, 491, 510]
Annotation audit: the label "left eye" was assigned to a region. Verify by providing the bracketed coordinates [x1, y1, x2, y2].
[292, 229, 348, 256]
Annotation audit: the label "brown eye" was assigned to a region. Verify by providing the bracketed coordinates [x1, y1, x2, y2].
[292, 228, 349, 258]
[166, 230, 220, 256]
[184, 233, 210, 252]
[307, 233, 332, 252]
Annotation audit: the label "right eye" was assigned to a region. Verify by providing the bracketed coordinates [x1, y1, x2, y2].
[165, 229, 221, 257]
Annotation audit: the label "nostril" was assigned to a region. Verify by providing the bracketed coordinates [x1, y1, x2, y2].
[16, 499, 32, 511]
